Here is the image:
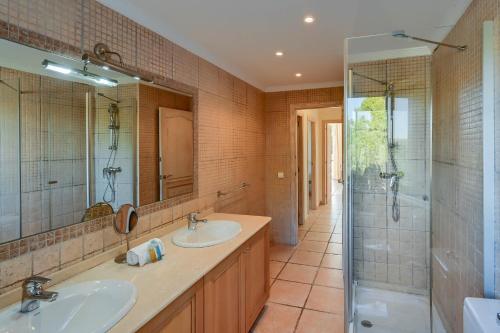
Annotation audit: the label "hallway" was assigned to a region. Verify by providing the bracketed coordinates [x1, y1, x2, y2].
[253, 182, 344, 333]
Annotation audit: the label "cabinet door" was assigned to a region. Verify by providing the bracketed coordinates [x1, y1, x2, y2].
[244, 226, 270, 331]
[138, 280, 203, 333]
[204, 251, 245, 333]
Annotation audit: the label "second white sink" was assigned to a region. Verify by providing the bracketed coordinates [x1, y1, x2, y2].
[172, 220, 242, 248]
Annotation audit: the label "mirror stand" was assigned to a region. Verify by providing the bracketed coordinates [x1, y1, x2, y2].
[113, 204, 138, 264]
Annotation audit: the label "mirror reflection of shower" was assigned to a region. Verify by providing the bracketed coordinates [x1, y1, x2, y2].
[99, 92, 121, 205]
[350, 70, 403, 222]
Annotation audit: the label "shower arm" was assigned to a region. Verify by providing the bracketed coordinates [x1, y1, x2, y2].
[409, 35, 467, 51]
[97, 92, 119, 104]
[0, 79, 18, 92]
[392, 31, 467, 51]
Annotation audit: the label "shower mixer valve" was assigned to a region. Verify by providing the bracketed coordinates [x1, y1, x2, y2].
[379, 171, 404, 189]
[379, 171, 404, 179]
[103, 166, 122, 177]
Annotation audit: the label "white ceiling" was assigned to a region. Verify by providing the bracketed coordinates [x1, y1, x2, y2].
[98, 0, 472, 91]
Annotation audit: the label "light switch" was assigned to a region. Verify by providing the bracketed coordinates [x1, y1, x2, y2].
[277, 172, 285, 179]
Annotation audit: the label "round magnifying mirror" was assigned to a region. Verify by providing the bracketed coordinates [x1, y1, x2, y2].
[81, 202, 114, 223]
[114, 203, 138, 263]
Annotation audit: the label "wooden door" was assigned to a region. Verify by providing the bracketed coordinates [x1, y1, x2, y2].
[159, 107, 194, 199]
[297, 116, 304, 225]
[138, 280, 203, 333]
[204, 251, 245, 333]
[244, 226, 270, 331]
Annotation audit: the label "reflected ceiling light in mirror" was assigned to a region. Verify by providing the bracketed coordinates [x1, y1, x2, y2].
[304, 16, 315, 23]
[295, 73, 302, 77]
[275, 51, 284, 57]
[42, 59, 118, 87]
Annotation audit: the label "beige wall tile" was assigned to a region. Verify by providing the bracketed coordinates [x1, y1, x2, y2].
[61, 237, 83, 265]
[33, 244, 60, 275]
[0, 254, 32, 289]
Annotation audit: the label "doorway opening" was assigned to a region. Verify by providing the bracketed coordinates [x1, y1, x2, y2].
[296, 107, 343, 227]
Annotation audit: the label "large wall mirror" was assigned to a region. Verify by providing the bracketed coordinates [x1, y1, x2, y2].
[0, 38, 196, 244]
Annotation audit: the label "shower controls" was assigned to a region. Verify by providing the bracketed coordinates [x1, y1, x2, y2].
[103, 167, 122, 176]
[102, 99, 121, 204]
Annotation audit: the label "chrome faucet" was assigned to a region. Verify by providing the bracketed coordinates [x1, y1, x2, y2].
[20, 276, 58, 313]
[187, 212, 207, 230]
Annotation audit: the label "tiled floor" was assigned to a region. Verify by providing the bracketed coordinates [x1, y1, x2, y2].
[252, 182, 344, 333]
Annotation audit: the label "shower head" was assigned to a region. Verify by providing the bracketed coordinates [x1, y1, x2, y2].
[391, 30, 408, 38]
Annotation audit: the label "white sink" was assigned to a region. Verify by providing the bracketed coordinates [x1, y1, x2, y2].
[172, 219, 242, 248]
[0, 280, 136, 333]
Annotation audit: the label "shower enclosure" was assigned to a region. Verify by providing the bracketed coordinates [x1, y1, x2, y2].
[344, 34, 432, 333]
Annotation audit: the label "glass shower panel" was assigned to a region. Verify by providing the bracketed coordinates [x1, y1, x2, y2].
[0, 76, 20, 243]
[345, 34, 432, 333]
[38, 77, 89, 233]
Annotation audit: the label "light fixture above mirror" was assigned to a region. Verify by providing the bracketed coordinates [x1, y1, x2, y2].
[42, 59, 118, 87]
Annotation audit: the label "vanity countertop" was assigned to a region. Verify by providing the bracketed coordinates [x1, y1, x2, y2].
[51, 213, 271, 333]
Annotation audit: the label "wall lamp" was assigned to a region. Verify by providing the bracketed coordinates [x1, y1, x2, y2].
[82, 43, 154, 83]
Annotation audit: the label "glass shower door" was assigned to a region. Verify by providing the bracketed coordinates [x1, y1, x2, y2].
[344, 34, 432, 333]
[0, 76, 20, 243]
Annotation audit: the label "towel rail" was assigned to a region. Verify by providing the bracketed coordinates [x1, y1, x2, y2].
[217, 182, 250, 198]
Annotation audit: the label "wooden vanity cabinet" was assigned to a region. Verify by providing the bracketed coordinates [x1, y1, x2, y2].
[137, 224, 269, 333]
[243, 226, 270, 332]
[137, 280, 204, 333]
[204, 250, 246, 333]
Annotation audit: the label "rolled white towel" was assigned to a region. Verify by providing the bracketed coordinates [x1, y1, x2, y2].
[126, 238, 165, 266]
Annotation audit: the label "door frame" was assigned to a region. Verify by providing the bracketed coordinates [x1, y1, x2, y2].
[289, 102, 343, 245]
[321, 120, 343, 205]
[296, 115, 305, 225]
[308, 120, 317, 210]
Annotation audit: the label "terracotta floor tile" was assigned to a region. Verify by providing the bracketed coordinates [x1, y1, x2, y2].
[270, 244, 295, 262]
[304, 231, 331, 242]
[326, 242, 342, 254]
[297, 240, 328, 253]
[305, 285, 344, 314]
[310, 224, 334, 233]
[270, 260, 285, 278]
[289, 250, 324, 266]
[311, 219, 336, 227]
[269, 280, 311, 307]
[314, 268, 343, 288]
[321, 254, 342, 269]
[295, 309, 344, 333]
[278, 263, 318, 284]
[252, 303, 301, 333]
[298, 229, 307, 240]
[330, 233, 342, 243]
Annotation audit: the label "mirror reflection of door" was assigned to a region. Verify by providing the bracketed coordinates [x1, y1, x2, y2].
[159, 107, 194, 200]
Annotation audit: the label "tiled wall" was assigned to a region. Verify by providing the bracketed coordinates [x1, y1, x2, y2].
[0, 0, 265, 295]
[349, 56, 431, 293]
[264, 88, 343, 244]
[431, 0, 499, 331]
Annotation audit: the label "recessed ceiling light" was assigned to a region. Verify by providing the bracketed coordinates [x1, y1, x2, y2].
[295, 73, 302, 77]
[275, 51, 284, 57]
[304, 16, 315, 23]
